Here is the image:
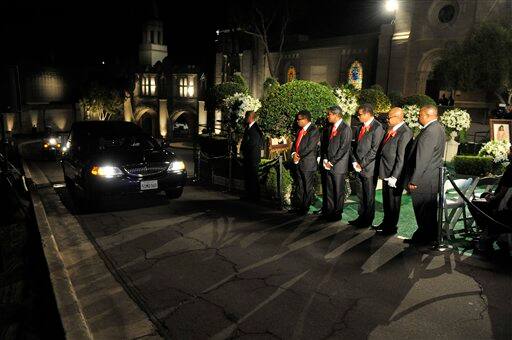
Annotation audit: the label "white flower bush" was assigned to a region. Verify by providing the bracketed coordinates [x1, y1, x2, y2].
[334, 87, 358, 116]
[223, 92, 261, 119]
[440, 108, 471, 135]
[403, 105, 422, 135]
[479, 140, 511, 164]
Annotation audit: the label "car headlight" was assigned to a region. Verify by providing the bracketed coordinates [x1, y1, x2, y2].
[168, 160, 185, 172]
[91, 165, 123, 178]
[48, 137, 57, 145]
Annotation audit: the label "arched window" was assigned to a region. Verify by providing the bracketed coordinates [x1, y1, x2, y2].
[178, 76, 195, 98]
[347, 61, 363, 90]
[142, 75, 156, 96]
[287, 66, 296, 82]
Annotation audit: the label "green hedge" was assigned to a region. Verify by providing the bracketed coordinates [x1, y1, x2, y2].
[401, 94, 436, 107]
[358, 88, 391, 114]
[206, 81, 249, 111]
[453, 155, 494, 176]
[264, 163, 293, 206]
[259, 80, 338, 137]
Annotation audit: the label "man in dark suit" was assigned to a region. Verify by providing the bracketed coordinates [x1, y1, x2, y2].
[406, 105, 446, 245]
[373, 107, 413, 235]
[240, 110, 264, 201]
[349, 103, 385, 228]
[291, 110, 320, 215]
[321, 106, 352, 221]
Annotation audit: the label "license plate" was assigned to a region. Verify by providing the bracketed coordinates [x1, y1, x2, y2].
[141, 180, 158, 190]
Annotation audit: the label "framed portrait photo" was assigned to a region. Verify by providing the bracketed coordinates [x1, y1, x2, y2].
[490, 119, 512, 142]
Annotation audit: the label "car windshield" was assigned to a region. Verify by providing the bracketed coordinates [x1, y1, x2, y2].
[77, 132, 159, 154]
[96, 134, 159, 151]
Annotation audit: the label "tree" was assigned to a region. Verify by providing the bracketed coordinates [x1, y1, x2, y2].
[433, 22, 512, 104]
[236, 1, 289, 79]
[79, 84, 123, 121]
[259, 80, 338, 137]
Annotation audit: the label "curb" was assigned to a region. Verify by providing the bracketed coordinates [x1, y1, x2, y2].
[31, 189, 94, 340]
[23, 159, 161, 339]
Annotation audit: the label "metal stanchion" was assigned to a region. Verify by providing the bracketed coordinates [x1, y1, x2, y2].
[433, 166, 451, 251]
[277, 155, 283, 210]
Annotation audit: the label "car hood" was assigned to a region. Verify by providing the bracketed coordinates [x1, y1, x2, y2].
[89, 148, 176, 167]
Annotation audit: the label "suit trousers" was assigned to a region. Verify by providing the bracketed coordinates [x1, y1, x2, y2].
[354, 173, 376, 226]
[411, 191, 438, 242]
[324, 171, 346, 218]
[382, 181, 404, 229]
[243, 161, 260, 200]
[295, 168, 316, 212]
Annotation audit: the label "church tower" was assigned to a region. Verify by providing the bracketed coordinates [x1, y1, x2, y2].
[139, 2, 168, 67]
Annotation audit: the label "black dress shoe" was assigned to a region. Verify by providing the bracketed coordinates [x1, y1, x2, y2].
[348, 219, 361, 226]
[376, 228, 398, 236]
[327, 215, 342, 222]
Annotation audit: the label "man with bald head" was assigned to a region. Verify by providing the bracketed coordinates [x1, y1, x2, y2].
[373, 107, 413, 235]
[406, 105, 446, 245]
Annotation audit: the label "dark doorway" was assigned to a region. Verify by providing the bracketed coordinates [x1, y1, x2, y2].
[141, 113, 154, 136]
[425, 72, 440, 102]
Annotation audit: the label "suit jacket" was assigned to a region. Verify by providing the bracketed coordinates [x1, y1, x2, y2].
[241, 122, 263, 166]
[321, 121, 352, 174]
[351, 118, 385, 177]
[407, 120, 446, 194]
[378, 123, 413, 184]
[292, 124, 320, 172]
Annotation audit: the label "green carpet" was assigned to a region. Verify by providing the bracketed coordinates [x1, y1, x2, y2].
[310, 190, 417, 238]
[309, 189, 483, 255]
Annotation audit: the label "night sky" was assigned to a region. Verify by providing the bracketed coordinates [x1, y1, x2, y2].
[1, 0, 391, 71]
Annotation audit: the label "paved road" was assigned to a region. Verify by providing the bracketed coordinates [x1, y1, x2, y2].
[24, 147, 512, 339]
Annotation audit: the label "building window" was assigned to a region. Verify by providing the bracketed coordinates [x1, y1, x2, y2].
[142, 75, 156, 96]
[150, 30, 154, 43]
[347, 61, 363, 90]
[438, 5, 456, 23]
[178, 76, 195, 98]
[157, 31, 161, 44]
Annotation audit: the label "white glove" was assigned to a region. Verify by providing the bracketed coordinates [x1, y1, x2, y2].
[385, 176, 397, 188]
[352, 162, 362, 172]
[323, 159, 331, 171]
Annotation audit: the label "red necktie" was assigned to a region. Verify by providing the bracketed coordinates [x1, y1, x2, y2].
[383, 130, 397, 144]
[329, 126, 337, 140]
[357, 125, 368, 141]
[295, 129, 305, 154]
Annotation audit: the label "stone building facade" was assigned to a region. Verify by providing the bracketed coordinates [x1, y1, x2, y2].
[216, 0, 512, 111]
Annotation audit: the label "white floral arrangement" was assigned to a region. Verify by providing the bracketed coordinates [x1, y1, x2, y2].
[440, 108, 471, 133]
[479, 140, 511, 164]
[403, 105, 421, 134]
[334, 87, 358, 116]
[223, 92, 261, 119]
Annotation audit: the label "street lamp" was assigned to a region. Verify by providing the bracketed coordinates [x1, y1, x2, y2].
[385, 0, 398, 13]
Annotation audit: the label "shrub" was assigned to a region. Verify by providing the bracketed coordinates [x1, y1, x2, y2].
[263, 77, 280, 98]
[388, 91, 403, 107]
[265, 164, 293, 206]
[453, 156, 494, 176]
[207, 82, 249, 111]
[319, 81, 332, 89]
[358, 88, 391, 114]
[401, 94, 436, 108]
[259, 80, 338, 137]
[231, 74, 249, 93]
